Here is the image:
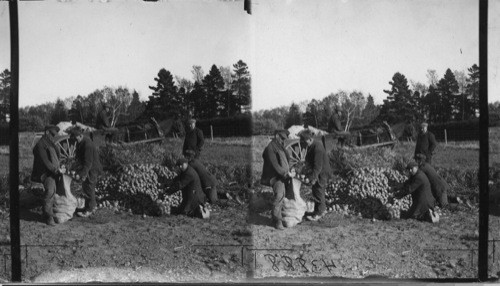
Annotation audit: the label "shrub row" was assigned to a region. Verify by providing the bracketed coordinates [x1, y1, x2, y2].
[429, 119, 480, 141]
[196, 114, 252, 137]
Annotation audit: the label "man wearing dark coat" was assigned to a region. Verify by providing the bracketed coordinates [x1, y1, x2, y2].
[69, 127, 103, 218]
[185, 150, 218, 204]
[96, 103, 111, 129]
[327, 106, 350, 146]
[415, 154, 449, 208]
[167, 158, 207, 217]
[414, 122, 437, 164]
[300, 129, 332, 221]
[261, 129, 293, 230]
[183, 119, 205, 159]
[398, 162, 436, 221]
[31, 125, 65, 225]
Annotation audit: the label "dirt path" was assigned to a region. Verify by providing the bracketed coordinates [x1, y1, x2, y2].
[0, 201, 251, 283]
[249, 204, 499, 280]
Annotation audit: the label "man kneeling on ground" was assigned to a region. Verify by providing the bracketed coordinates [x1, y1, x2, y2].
[415, 153, 449, 208]
[166, 158, 207, 218]
[397, 162, 436, 222]
[184, 149, 219, 204]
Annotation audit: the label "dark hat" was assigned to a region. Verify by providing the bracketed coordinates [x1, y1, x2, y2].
[188, 118, 196, 124]
[299, 129, 313, 141]
[274, 129, 290, 139]
[68, 127, 83, 138]
[176, 158, 188, 166]
[103, 103, 110, 108]
[421, 122, 428, 127]
[44, 125, 60, 133]
[184, 149, 196, 157]
[406, 162, 418, 169]
[415, 153, 426, 161]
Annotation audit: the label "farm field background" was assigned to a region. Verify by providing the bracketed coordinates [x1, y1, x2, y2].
[0, 128, 499, 281]
[0, 133, 253, 282]
[250, 128, 500, 280]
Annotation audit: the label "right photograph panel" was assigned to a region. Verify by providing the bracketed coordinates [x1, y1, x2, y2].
[249, 0, 483, 280]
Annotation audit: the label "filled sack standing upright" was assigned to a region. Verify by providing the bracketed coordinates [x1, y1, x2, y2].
[53, 174, 78, 224]
[281, 177, 307, 228]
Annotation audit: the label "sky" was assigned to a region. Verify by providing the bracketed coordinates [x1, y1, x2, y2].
[0, 0, 498, 111]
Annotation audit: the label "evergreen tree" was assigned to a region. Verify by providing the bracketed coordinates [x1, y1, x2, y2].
[127, 90, 145, 123]
[232, 60, 251, 113]
[436, 68, 459, 122]
[285, 103, 302, 129]
[146, 68, 181, 120]
[466, 64, 479, 118]
[303, 99, 320, 127]
[380, 72, 414, 124]
[360, 94, 379, 126]
[190, 81, 206, 119]
[202, 65, 225, 118]
[50, 99, 69, 124]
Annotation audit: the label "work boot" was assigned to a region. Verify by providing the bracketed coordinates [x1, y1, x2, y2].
[46, 216, 56, 226]
[274, 220, 285, 230]
[306, 212, 326, 222]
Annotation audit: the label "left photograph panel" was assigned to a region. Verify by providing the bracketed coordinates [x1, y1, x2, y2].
[0, 0, 253, 282]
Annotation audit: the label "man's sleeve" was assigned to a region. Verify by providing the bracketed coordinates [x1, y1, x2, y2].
[197, 129, 205, 151]
[263, 147, 288, 179]
[36, 144, 59, 175]
[406, 176, 423, 194]
[428, 133, 437, 154]
[78, 144, 94, 179]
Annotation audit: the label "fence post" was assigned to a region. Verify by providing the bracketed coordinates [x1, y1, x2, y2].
[210, 125, 213, 141]
[444, 129, 447, 145]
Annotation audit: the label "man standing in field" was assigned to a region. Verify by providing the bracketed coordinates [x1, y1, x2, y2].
[300, 129, 332, 221]
[261, 129, 294, 230]
[69, 127, 103, 218]
[183, 119, 204, 159]
[414, 122, 437, 164]
[415, 154, 449, 208]
[96, 103, 112, 130]
[31, 125, 66, 226]
[184, 149, 218, 204]
[398, 162, 436, 221]
[327, 106, 350, 146]
[167, 158, 207, 218]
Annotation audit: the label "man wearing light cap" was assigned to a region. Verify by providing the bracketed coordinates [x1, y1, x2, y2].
[69, 127, 103, 218]
[299, 129, 332, 221]
[165, 157, 206, 217]
[183, 119, 204, 159]
[261, 129, 294, 230]
[397, 161, 436, 221]
[414, 122, 437, 164]
[31, 125, 65, 225]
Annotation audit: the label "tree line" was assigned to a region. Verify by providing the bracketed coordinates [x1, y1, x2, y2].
[0, 59, 251, 132]
[253, 64, 486, 135]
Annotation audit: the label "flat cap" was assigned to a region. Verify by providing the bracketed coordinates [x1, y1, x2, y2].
[184, 149, 196, 156]
[421, 122, 428, 127]
[299, 129, 313, 141]
[188, 119, 196, 124]
[44, 125, 60, 133]
[176, 158, 188, 166]
[274, 129, 290, 139]
[406, 161, 419, 169]
[68, 127, 83, 137]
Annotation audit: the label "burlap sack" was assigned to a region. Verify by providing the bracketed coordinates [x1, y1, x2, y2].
[281, 178, 307, 228]
[53, 174, 78, 224]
